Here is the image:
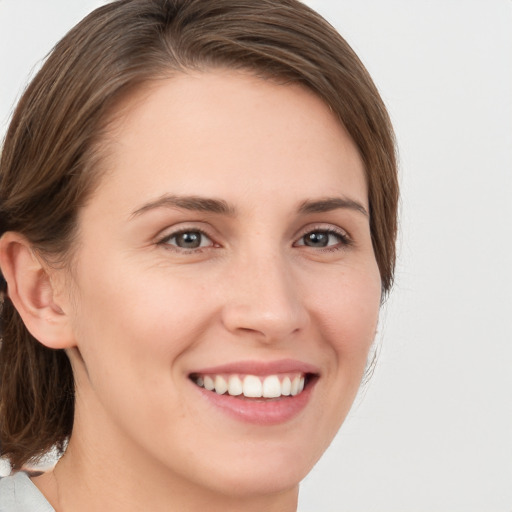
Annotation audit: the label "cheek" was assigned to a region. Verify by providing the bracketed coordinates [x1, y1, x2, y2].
[68, 266, 211, 437]
[68, 253, 212, 387]
[313, 263, 381, 355]
[299, 263, 381, 454]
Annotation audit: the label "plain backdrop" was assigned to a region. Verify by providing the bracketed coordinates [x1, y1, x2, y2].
[1, 1, 511, 511]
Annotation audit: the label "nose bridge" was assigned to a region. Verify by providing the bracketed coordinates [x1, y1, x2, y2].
[221, 244, 307, 342]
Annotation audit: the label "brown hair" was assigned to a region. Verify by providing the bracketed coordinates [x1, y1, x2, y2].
[0, 0, 398, 469]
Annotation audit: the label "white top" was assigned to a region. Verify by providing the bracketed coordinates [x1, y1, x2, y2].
[0, 472, 54, 512]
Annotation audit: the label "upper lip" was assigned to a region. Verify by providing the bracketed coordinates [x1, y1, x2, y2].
[189, 358, 320, 376]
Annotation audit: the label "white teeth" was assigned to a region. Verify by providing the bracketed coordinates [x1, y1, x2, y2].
[281, 377, 291, 396]
[262, 375, 281, 398]
[193, 373, 308, 398]
[243, 375, 263, 398]
[204, 375, 214, 391]
[228, 375, 243, 396]
[214, 375, 228, 395]
[290, 376, 300, 396]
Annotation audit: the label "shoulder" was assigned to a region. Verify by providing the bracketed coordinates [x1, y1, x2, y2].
[0, 472, 55, 512]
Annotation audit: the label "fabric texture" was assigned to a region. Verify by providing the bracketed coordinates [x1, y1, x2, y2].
[0, 472, 54, 512]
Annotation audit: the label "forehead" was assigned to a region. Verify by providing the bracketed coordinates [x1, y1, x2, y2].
[93, 70, 367, 212]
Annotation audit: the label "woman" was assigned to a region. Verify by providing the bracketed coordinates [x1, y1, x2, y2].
[0, 0, 398, 510]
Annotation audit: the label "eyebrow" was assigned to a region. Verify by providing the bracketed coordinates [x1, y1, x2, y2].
[131, 194, 235, 218]
[130, 194, 368, 219]
[298, 197, 369, 217]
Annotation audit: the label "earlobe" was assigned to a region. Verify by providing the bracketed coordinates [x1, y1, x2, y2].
[0, 232, 75, 349]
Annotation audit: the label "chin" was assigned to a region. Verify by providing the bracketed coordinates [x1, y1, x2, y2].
[199, 458, 308, 499]
[190, 437, 322, 498]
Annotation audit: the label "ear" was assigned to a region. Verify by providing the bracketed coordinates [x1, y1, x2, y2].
[0, 232, 75, 349]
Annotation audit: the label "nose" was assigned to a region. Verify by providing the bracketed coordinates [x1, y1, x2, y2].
[220, 251, 309, 343]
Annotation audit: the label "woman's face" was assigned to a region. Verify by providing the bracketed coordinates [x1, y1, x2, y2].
[64, 71, 381, 496]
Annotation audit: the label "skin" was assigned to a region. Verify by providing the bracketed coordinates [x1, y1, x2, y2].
[3, 70, 381, 511]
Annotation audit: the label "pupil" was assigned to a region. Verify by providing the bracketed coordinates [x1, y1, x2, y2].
[305, 232, 328, 247]
[178, 232, 201, 248]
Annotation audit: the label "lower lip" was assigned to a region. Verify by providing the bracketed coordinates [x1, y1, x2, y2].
[192, 378, 316, 426]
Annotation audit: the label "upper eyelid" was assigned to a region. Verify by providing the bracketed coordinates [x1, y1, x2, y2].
[156, 222, 216, 240]
[294, 223, 351, 240]
[163, 229, 212, 241]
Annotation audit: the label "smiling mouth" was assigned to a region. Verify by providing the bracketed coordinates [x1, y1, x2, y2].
[190, 373, 315, 399]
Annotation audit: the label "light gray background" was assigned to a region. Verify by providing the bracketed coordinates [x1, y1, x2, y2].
[1, 1, 511, 511]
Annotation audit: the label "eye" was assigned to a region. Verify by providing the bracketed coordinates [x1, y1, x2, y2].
[161, 230, 213, 250]
[295, 229, 350, 249]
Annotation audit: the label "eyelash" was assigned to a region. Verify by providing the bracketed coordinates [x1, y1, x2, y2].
[158, 228, 215, 253]
[157, 226, 352, 253]
[294, 227, 352, 252]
